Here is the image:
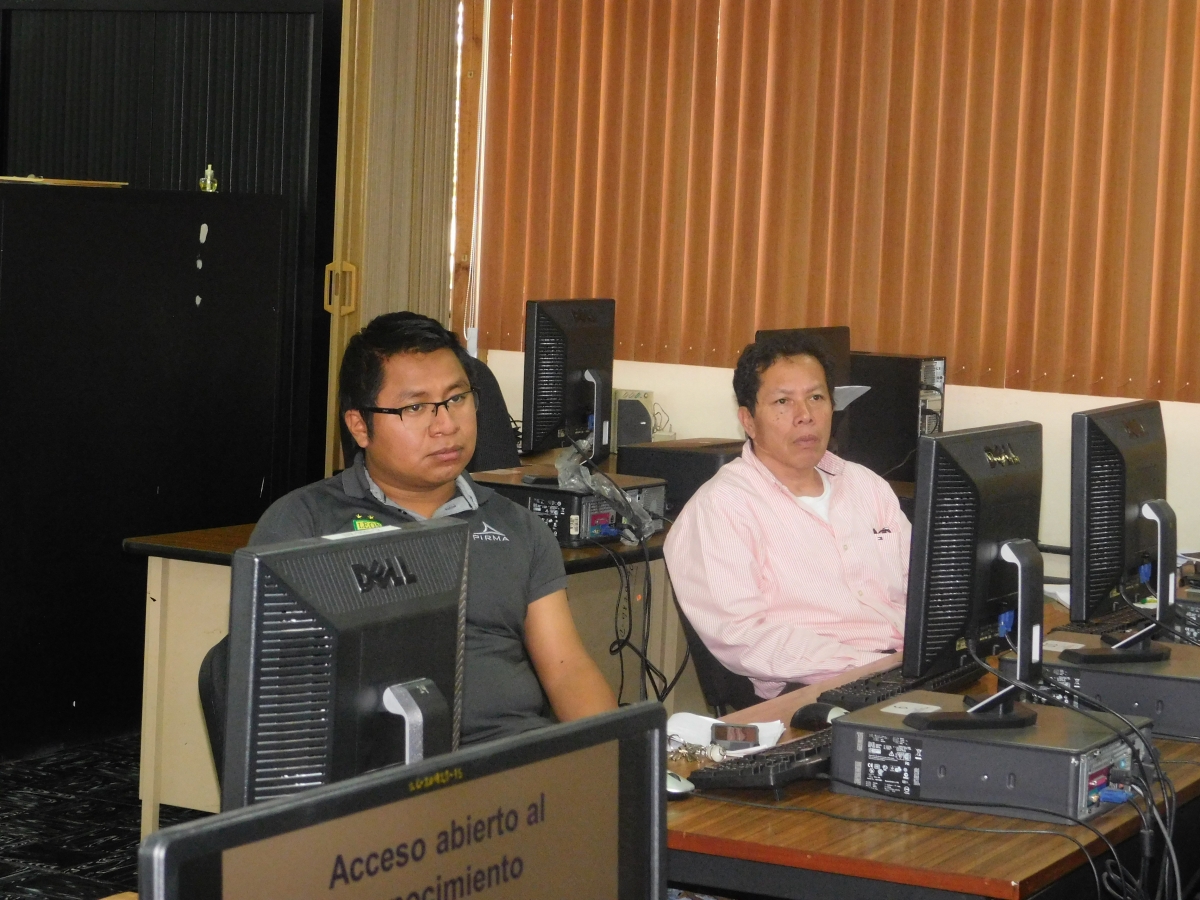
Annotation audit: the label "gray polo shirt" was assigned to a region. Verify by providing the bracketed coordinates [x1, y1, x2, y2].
[251, 456, 568, 744]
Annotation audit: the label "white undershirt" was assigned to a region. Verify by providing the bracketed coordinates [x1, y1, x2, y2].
[794, 469, 832, 522]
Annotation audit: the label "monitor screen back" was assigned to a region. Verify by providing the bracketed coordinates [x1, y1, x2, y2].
[1070, 400, 1167, 621]
[142, 704, 667, 900]
[903, 422, 1043, 679]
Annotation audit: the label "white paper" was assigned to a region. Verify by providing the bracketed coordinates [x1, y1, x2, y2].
[665, 712, 786, 750]
[1042, 640, 1085, 652]
[1044, 584, 1070, 608]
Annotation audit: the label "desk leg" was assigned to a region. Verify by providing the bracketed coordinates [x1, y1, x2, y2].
[140, 557, 169, 838]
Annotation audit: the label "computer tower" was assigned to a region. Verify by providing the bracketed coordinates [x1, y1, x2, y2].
[616, 438, 744, 517]
[613, 389, 654, 448]
[841, 353, 945, 483]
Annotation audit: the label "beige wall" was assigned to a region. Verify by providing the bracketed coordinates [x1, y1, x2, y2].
[487, 350, 1200, 559]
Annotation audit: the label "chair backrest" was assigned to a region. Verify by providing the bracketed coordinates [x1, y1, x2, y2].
[463, 355, 520, 472]
[198, 635, 229, 786]
[672, 598, 761, 716]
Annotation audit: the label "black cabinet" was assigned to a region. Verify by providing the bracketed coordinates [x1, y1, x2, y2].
[0, 185, 286, 758]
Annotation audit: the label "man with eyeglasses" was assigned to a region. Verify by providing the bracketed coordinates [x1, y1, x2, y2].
[252, 312, 616, 744]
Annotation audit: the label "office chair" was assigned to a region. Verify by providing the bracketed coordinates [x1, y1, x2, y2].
[673, 599, 761, 716]
[198, 637, 228, 785]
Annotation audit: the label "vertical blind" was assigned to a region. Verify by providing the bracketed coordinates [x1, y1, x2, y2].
[474, 0, 1200, 402]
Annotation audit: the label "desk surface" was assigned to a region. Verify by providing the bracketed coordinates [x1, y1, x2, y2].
[123, 523, 666, 576]
[667, 601, 1200, 899]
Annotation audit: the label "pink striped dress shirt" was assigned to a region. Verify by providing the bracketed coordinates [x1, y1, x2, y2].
[664, 441, 911, 698]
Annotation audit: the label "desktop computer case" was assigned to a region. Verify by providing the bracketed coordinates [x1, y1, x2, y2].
[842, 353, 945, 483]
[617, 438, 744, 517]
[830, 689, 1147, 822]
[1011, 631, 1200, 741]
[473, 468, 666, 547]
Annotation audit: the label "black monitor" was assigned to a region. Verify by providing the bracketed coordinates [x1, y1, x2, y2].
[752, 325, 851, 387]
[1070, 400, 1175, 624]
[521, 298, 615, 463]
[222, 521, 469, 811]
[141, 704, 667, 900]
[752, 326, 853, 455]
[903, 422, 1044, 681]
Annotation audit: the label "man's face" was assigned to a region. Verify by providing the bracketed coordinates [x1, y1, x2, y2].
[737, 354, 833, 481]
[345, 348, 477, 494]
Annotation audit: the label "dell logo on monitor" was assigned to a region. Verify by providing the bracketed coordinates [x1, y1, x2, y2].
[1123, 419, 1147, 438]
[571, 308, 598, 324]
[984, 444, 1021, 467]
[351, 558, 417, 593]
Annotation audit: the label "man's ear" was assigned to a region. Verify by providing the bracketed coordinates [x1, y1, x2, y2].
[736, 406, 756, 441]
[344, 409, 370, 449]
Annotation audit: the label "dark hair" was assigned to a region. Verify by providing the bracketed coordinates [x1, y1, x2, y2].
[339, 312, 472, 436]
[732, 331, 836, 413]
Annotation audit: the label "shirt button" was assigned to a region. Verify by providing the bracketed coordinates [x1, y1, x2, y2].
[858, 590, 864, 597]
[843, 544, 849, 551]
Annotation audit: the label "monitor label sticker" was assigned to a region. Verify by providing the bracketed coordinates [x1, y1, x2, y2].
[1042, 640, 1085, 652]
[222, 740, 619, 900]
[864, 732, 921, 799]
[878, 701, 941, 715]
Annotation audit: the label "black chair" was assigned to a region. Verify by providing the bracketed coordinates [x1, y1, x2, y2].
[198, 636, 229, 786]
[673, 599, 761, 716]
[463, 355, 520, 472]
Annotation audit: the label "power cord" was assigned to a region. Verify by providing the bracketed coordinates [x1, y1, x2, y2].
[967, 643, 1178, 900]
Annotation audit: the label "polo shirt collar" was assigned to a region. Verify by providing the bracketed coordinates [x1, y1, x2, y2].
[342, 452, 489, 520]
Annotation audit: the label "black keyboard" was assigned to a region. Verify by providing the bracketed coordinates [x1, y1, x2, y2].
[1053, 605, 1148, 635]
[816, 660, 984, 711]
[688, 730, 832, 792]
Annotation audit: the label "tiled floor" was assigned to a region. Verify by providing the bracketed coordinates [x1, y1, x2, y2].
[0, 734, 207, 900]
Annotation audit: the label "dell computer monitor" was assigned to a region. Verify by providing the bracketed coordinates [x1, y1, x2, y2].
[902, 422, 1043, 680]
[521, 299, 616, 463]
[1070, 400, 1173, 623]
[222, 521, 469, 811]
[142, 704, 667, 900]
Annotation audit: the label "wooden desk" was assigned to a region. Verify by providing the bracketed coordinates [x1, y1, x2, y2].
[125, 523, 697, 838]
[667, 605, 1200, 899]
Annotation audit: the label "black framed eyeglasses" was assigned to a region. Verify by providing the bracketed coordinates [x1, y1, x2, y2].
[360, 388, 480, 425]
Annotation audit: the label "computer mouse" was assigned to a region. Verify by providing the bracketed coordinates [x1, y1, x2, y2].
[790, 702, 848, 731]
[665, 770, 695, 798]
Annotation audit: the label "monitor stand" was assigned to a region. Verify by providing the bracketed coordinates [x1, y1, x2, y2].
[382, 678, 451, 765]
[904, 539, 1042, 731]
[1063, 499, 1178, 665]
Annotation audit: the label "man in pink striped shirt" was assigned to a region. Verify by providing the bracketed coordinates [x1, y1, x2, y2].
[664, 332, 911, 700]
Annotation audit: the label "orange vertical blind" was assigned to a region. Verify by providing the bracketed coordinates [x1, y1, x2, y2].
[474, 0, 1200, 402]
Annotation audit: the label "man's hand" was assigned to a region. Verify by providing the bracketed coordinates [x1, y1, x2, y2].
[525, 589, 617, 721]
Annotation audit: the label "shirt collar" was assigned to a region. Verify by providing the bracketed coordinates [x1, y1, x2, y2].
[345, 452, 481, 520]
[741, 439, 844, 495]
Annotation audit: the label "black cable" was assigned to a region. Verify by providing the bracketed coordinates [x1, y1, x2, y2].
[640, 538, 654, 701]
[966, 645, 1175, 899]
[587, 537, 633, 704]
[698, 791, 1104, 900]
[658, 564, 692, 700]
